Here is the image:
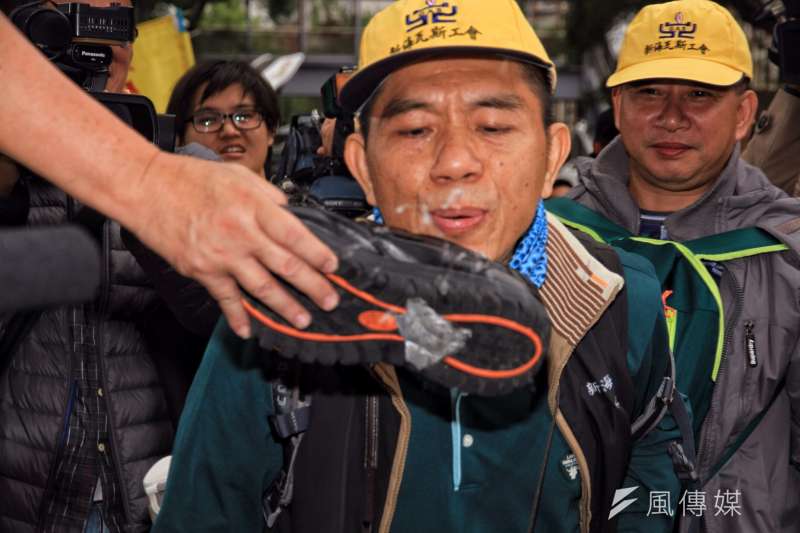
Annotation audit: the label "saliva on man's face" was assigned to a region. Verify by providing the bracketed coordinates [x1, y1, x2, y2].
[345, 57, 570, 263]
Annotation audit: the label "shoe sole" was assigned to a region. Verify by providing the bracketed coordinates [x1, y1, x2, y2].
[243, 207, 550, 395]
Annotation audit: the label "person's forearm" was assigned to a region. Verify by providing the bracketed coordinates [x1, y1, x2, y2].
[0, 15, 154, 231]
[1, 13, 340, 337]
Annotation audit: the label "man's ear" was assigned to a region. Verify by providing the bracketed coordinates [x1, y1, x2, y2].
[611, 87, 623, 131]
[344, 132, 377, 205]
[541, 122, 571, 199]
[735, 89, 759, 142]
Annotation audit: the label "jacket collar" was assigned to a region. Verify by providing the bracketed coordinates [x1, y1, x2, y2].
[539, 213, 624, 348]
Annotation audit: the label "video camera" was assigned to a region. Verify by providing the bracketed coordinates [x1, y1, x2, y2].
[274, 68, 369, 219]
[9, 1, 175, 152]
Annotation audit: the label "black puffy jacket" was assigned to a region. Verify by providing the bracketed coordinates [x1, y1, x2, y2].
[0, 176, 201, 533]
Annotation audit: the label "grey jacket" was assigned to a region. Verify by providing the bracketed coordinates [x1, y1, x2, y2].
[569, 138, 800, 533]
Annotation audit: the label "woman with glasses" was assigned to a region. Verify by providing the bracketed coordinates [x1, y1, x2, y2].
[126, 62, 282, 339]
[167, 60, 281, 178]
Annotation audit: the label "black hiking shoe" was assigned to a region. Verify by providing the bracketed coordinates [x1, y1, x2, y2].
[243, 207, 550, 396]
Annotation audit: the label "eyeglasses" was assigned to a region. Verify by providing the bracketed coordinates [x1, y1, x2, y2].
[188, 108, 264, 133]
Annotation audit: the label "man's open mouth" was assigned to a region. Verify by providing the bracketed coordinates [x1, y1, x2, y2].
[430, 207, 487, 234]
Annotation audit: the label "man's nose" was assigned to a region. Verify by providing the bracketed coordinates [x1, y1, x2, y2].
[656, 94, 690, 131]
[430, 128, 482, 183]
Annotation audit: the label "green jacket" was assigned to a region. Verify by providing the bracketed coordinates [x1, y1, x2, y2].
[153, 215, 680, 533]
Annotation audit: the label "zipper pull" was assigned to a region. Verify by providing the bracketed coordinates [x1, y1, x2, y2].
[744, 321, 757, 368]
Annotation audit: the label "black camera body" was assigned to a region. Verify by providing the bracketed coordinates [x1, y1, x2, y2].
[275, 69, 368, 220]
[10, 1, 175, 152]
[11, 1, 135, 90]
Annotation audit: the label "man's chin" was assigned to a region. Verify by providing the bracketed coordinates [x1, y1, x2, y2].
[386, 218, 497, 259]
[443, 235, 496, 260]
[640, 171, 712, 195]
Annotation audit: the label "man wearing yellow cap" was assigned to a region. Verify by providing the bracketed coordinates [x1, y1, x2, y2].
[151, 1, 683, 532]
[564, 1, 800, 532]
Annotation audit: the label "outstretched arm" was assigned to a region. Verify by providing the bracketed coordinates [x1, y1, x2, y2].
[0, 14, 339, 337]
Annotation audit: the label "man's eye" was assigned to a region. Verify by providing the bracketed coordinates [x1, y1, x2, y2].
[398, 127, 427, 137]
[480, 125, 511, 134]
[637, 87, 661, 96]
[688, 90, 713, 99]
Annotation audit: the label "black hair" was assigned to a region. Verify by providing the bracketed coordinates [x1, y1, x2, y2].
[167, 60, 281, 143]
[357, 58, 553, 142]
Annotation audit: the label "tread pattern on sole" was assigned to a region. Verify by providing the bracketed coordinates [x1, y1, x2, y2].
[246, 207, 551, 396]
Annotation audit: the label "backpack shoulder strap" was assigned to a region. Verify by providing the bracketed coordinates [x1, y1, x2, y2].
[629, 343, 699, 484]
[630, 343, 675, 442]
[263, 359, 312, 529]
[545, 197, 633, 243]
[683, 227, 788, 261]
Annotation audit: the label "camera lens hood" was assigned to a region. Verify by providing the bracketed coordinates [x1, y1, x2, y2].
[10, 3, 72, 55]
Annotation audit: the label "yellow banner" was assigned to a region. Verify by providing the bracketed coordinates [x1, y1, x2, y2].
[127, 15, 195, 113]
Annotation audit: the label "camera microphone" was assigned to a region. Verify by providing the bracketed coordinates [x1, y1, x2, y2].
[0, 226, 101, 312]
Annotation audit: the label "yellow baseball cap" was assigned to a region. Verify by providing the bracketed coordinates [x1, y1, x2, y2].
[339, 0, 556, 112]
[607, 0, 752, 88]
